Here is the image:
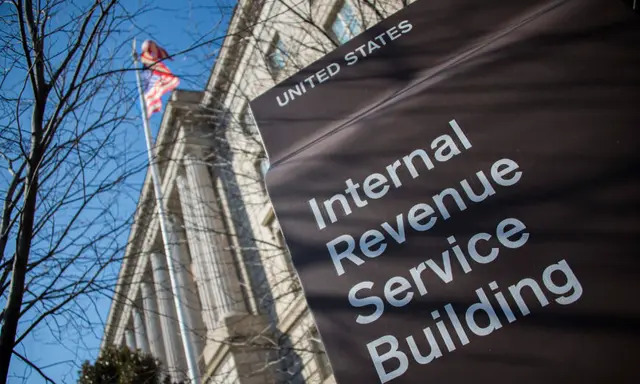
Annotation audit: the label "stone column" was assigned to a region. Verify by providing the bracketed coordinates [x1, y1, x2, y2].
[150, 252, 185, 374]
[184, 155, 245, 318]
[125, 328, 136, 350]
[133, 307, 150, 354]
[177, 176, 219, 337]
[141, 280, 166, 363]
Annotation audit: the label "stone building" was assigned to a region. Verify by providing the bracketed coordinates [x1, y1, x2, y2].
[100, 1, 409, 383]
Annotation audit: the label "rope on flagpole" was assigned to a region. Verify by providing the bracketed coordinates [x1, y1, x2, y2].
[132, 38, 200, 384]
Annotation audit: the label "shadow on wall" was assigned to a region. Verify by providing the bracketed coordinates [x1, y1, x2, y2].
[213, 115, 307, 384]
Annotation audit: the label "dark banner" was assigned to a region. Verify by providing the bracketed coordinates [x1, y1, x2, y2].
[250, 1, 640, 383]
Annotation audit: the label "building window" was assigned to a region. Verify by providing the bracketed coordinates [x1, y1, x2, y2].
[240, 103, 258, 135]
[259, 156, 270, 179]
[267, 35, 288, 76]
[254, 151, 270, 197]
[262, 208, 301, 293]
[263, 208, 285, 249]
[254, 150, 269, 181]
[331, 1, 362, 45]
[308, 327, 332, 380]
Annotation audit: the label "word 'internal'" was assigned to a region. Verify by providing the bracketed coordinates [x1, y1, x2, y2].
[308, 119, 472, 231]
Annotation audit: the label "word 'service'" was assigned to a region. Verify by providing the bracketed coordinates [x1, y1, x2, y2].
[349, 217, 530, 325]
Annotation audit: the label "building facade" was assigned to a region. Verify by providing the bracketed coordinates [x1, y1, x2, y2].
[101, 1, 410, 383]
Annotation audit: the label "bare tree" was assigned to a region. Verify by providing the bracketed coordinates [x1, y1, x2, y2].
[0, 1, 156, 382]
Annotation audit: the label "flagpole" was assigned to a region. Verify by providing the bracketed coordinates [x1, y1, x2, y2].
[132, 39, 200, 384]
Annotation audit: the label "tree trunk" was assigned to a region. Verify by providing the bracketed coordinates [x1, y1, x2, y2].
[0, 111, 43, 384]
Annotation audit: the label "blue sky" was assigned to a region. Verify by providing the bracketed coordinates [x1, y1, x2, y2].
[6, 1, 236, 382]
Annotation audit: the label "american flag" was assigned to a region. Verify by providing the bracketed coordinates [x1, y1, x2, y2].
[140, 40, 179, 116]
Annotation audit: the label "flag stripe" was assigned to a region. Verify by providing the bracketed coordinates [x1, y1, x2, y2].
[141, 41, 180, 117]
